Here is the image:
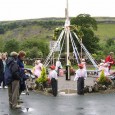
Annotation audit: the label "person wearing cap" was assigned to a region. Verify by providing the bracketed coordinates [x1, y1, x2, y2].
[105, 52, 114, 71]
[6, 51, 21, 109]
[74, 63, 87, 95]
[48, 65, 58, 96]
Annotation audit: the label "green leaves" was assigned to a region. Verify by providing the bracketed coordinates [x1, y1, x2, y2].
[21, 39, 49, 58]
[71, 14, 97, 30]
[71, 14, 99, 54]
[3, 39, 19, 54]
[36, 66, 48, 83]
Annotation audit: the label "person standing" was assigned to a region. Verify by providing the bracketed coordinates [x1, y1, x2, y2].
[55, 60, 63, 77]
[105, 52, 114, 71]
[2, 53, 8, 88]
[0, 53, 4, 89]
[32, 60, 43, 78]
[6, 52, 21, 109]
[48, 65, 58, 96]
[74, 64, 87, 95]
[17, 51, 27, 100]
[81, 59, 86, 70]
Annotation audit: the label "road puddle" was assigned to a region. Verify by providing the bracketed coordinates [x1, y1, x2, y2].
[22, 108, 34, 113]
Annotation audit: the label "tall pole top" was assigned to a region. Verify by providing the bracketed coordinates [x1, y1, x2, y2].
[66, 0, 69, 19]
[65, 0, 70, 28]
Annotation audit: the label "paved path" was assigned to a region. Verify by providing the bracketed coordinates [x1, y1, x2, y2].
[58, 76, 95, 90]
[1, 76, 114, 115]
[1, 89, 115, 115]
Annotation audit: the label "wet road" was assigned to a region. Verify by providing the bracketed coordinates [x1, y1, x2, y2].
[1, 89, 115, 115]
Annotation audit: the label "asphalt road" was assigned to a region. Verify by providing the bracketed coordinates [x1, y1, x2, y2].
[1, 88, 115, 115]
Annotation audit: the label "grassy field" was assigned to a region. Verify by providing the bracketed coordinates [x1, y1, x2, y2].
[94, 23, 115, 43]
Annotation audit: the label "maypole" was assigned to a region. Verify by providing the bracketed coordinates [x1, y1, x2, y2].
[65, 0, 70, 80]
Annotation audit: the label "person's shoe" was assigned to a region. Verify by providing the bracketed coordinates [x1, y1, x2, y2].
[0, 86, 2, 89]
[4, 86, 8, 89]
[12, 104, 22, 109]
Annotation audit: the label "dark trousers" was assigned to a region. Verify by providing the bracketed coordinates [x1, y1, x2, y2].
[0, 73, 5, 87]
[77, 77, 84, 95]
[51, 78, 57, 96]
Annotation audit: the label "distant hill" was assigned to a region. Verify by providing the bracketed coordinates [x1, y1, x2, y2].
[0, 17, 115, 44]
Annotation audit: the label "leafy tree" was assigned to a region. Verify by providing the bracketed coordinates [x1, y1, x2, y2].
[0, 37, 4, 52]
[101, 38, 115, 55]
[21, 39, 49, 58]
[71, 14, 97, 30]
[3, 39, 20, 54]
[71, 14, 99, 53]
[53, 14, 100, 54]
[0, 26, 5, 34]
[105, 38, 114, 47]
[26, 47, 43, 58]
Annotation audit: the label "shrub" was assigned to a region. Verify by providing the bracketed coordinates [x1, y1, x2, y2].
[36, 66, 48, 84]
[97, 70, 112, 86]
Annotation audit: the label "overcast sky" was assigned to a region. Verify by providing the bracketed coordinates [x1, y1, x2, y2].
[0, 0, 115, 21]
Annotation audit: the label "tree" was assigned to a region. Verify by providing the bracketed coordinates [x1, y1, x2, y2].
[101, 38, 115, 55]
[26, 47, 43, 58]
[53, 14, 99, 54]
[71, 14, 97, 30]
[105, 38, 114, 47]
[0, 37, 4, 52]
[3, 39, 20, 54]
[0, 26, 5, 34]
[21, 39, 49, 58]
[71, 14, 99, 53]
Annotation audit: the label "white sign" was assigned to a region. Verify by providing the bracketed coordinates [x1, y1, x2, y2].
[50, 41, 60, 52]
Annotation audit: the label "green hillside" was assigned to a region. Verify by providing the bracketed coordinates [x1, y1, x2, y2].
[0, 17, 115, 43]
[0, 17, 115, 48]
[94, 23, 115, 43]
[0, 17, 115, 60]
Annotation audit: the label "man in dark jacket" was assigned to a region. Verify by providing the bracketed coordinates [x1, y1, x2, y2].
[7, 52, 21, 109]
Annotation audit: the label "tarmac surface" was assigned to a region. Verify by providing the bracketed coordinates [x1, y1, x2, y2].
[1, 76, 115, 115]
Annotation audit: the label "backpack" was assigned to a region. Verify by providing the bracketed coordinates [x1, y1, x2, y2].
[4, 62, 14, 85]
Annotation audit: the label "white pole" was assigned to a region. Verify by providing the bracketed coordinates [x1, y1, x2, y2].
[65, 0, 70, 80]
[67, 29, 70, 65]
[65, 0, 70, 65]
[81, 37, 82, 60]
